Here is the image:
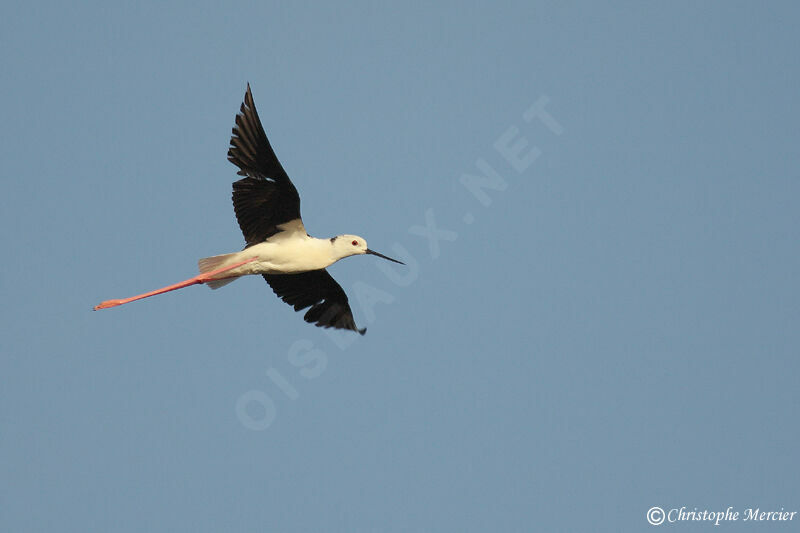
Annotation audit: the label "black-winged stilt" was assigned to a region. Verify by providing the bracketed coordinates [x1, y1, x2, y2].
[94, 84, 403, 334]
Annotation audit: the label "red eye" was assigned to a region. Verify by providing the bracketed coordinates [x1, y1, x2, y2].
[351, 240, 358, 246]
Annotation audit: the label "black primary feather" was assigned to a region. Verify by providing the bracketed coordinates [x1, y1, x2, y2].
[263, 271, 366, 335]
[228, 84, 302, 246]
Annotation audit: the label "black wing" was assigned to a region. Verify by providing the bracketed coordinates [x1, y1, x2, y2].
[263, 270, 366, 335]
[228, 84, 303, 246]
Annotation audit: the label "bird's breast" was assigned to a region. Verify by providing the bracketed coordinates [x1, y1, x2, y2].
[243, 238, 335, 274]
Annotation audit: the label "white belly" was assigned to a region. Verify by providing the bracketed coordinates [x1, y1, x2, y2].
[217, 237, 335, 278]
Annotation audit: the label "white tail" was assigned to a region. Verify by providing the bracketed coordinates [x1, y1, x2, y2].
[198, 253, 240, 289]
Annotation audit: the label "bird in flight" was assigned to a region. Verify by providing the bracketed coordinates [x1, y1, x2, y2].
[94, 84, 403, 334]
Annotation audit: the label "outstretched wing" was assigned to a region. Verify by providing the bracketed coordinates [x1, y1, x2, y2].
[263, 270, 366, 334]
[228, 84, 303, 246]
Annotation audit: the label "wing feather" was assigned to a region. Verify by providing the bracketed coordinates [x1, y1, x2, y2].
[228, 84, 302, 245]
[263, 270, 366, 334]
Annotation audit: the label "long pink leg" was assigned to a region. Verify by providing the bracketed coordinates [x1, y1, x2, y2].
[93, 257, 258, 310]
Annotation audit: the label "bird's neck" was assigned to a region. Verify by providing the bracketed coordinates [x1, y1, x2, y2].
[310, 236, 349, 268]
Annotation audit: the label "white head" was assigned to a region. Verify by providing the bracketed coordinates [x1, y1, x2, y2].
[330, 234, 404, 264]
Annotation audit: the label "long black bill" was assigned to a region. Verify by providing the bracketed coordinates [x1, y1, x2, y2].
[366, 249, 404, 265]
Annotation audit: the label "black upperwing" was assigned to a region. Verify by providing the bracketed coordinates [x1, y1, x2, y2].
[263, 270, 366, 335]
[228, 84, 303, 246]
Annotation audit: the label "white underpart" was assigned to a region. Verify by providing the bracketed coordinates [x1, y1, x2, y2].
[197, 219, 369, 288]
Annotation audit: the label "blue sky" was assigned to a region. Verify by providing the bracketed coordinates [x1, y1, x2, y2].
[2, 2, 798, 532]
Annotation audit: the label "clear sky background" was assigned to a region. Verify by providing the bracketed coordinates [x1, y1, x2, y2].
[2, 2, 798, 532]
